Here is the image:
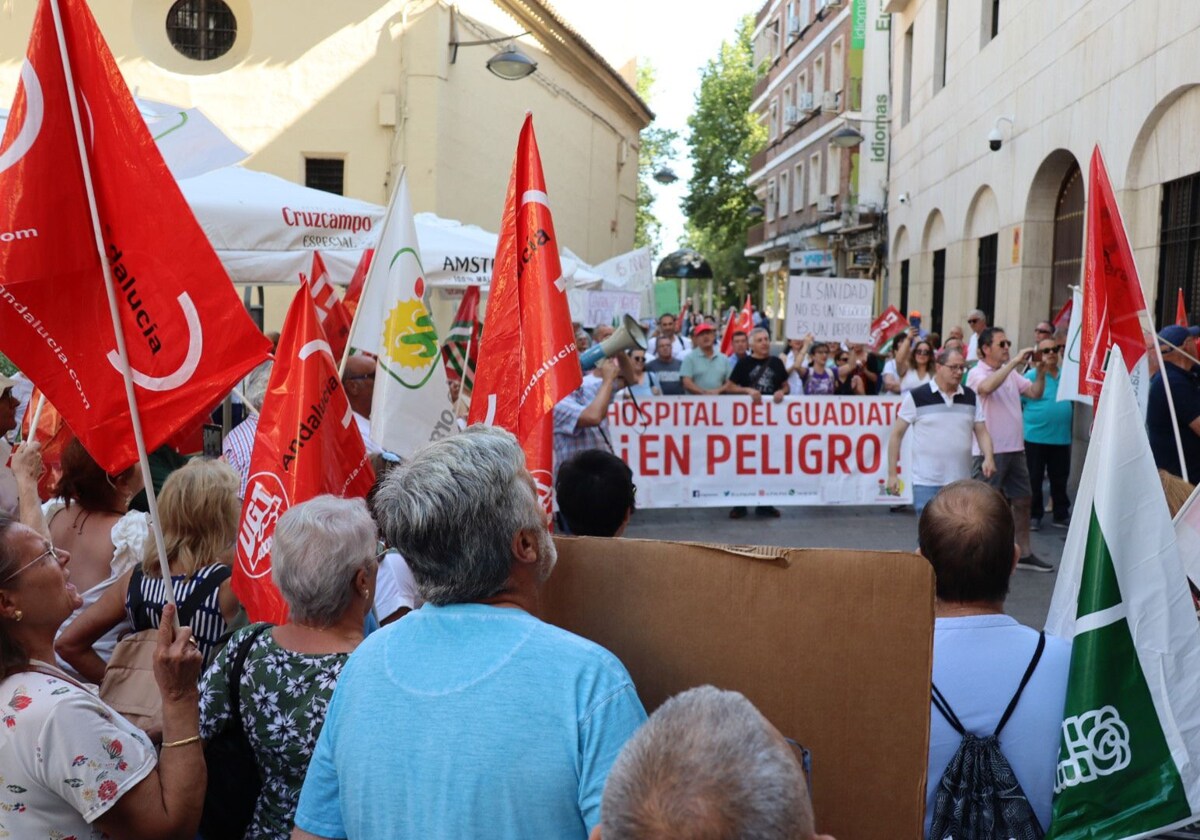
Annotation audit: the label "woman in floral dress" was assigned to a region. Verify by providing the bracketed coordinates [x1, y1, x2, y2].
[0, 515, 206, 839]
[200, 495, 379, 839]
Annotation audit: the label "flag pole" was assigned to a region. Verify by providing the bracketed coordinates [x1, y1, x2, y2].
[339, 165, 405, 376]
[27, 394, 45, 435]
[48, 0, 178, 609]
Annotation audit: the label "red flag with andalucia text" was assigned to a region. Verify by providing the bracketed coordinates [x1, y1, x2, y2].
[0, 0, 270, 474]
[720, 295, 755, 356]
[468, 114, 581, 512]
[302, 251, 353, 362]
[233, 287, 375, 623]
[1080, 146, 1149, 398]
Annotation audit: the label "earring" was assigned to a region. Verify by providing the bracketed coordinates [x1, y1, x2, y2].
[13, 610, 21, 622]
[362, 590, 371, 600]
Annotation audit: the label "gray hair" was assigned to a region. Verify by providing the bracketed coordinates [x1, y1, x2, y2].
[602, 686, 813, 840]
[271, 495, 376, 626]
[373, 425, 542, 606]
[750, 327, 770, 341]
[243, 361, 273, 412]
[967, 308, 985, 322]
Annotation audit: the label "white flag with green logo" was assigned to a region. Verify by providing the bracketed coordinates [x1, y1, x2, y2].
[347, 171, 454, 457]
[1044, 345, 1200, 839]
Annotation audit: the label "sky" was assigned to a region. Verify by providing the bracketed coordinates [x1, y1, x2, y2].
[553, 0, 761, 254]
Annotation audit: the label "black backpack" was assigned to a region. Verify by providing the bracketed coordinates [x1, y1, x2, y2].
[927, 631, 1047, 840]
[199, 622, 273, 840]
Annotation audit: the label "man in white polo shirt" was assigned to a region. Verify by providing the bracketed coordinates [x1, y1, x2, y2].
[886, 347, 995, 516]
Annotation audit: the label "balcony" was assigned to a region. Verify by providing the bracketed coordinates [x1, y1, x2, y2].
[749, 147, 768, 175]
[753, 73, 770, 101]
[746, 223, 765, 249]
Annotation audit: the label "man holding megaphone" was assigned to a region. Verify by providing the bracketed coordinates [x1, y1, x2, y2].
[553, 315, 643, 482]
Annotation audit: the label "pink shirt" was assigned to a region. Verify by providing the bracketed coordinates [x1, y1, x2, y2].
[967, 361, 1032, 454]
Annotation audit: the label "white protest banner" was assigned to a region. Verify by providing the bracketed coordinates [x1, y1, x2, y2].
[594, 247, 653, 291]
[786, 277, 874, 343]
[582, 290, 644, 328]
[606, 395, 912, 507]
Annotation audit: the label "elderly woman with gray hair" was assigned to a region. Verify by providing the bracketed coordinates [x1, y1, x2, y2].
[198, 495, 378, 840]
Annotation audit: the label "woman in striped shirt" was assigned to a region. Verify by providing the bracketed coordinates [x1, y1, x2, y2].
[56, 459, 242, 681]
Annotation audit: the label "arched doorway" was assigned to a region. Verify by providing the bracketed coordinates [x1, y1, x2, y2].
[1051, 163, 1083, 316]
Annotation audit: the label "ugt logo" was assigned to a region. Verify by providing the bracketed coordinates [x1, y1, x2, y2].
[237, 474, 290, 579]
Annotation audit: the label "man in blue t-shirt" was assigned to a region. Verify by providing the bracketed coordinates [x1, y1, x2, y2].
[1147, 324, 1200, 484]
[1022, 336, 1074, 529]
[293, 427, 647, 840]
[919, 480, 1071, 835]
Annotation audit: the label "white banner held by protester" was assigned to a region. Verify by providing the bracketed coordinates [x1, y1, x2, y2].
[1045, 345, 1200, 838]
[606, 395, 911, 508]
[346, 170, 455, 457]
[786, 277, 874, 343]
[1058, 289, 1090, 404]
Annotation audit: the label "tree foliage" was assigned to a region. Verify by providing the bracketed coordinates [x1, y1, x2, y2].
[634, 64, 678, 258]
[682, 14, 765, 307]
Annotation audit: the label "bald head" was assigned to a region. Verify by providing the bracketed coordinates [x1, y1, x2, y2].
[918, 480, 1017, 604]
[599, 686, 818, 840]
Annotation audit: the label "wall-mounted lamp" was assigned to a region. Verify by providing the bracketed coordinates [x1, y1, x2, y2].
[747, 204, 766, 218]
[830, 124, 866, 148]
[653, 166, 679, 185]
[449, 7, 537, 80]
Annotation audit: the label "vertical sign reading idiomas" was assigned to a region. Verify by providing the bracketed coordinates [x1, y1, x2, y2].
[785, 277, 874, 343]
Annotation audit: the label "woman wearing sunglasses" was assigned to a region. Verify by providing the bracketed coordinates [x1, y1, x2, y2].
[0, 517, 206, 839]
[894, 334, 936, 394]
[621, 350, 661, 398]
[1021, 338, 1073, 530]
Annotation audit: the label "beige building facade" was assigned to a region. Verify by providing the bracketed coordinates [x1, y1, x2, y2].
[885, 0, 1200, 340]
[0, 0, 651, 328]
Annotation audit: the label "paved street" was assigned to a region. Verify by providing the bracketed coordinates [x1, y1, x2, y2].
[623, 503, 1069, 629]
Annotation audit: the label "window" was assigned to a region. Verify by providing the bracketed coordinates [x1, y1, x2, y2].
[900, 259, 911, 315]
[1052, 163, 1084, 314]
[773, 17, 783, 60]
[809, 153, 822, 205]
[800, 0, 811, 29]
[933, 0, 949, 93]
[767, 179, 777, 222]
[793, 163, 805, 210]
[798, 70, 809, 109]
[814, 54, 826, 102]
[1156, 171, 1200, 328]
[932, 249, 946, 335]
[977, 233, 998, 322]
[780, 171, 790, 217]
[901, 24, 914, 125]
[982, 0, 1000, 42]
[784, 84, 794, 111]
[826, 145, 841, 196]
[831, 37, 845, 93]
[305, 158, 345, 195]
[769, 98, 779, 141]
[166, 0, 237, 61]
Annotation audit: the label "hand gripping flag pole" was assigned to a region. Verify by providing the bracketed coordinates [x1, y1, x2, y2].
[47, 0, 179, 611]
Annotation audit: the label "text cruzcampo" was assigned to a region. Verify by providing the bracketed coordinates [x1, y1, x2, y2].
[282, 375, 340, 472]
[106, 242, 161, 355]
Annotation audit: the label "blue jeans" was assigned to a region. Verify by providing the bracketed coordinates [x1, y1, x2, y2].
[912, 484, 943, 516]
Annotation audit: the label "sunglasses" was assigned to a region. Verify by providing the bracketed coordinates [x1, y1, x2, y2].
[996, 340, 1012, 348]
[836, 356, 849, 363]
[915, 349, 931, 356]
[1039, 346, 1060, 354]
[1035, 327, 1052, 334]
[967, 318, 980, 324]
[2, 543, 62, 584]
[784, 738, 814, 799]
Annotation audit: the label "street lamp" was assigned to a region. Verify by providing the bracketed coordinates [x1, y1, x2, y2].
[653, 166, 678, 185]
[830, 124, 865, 148]
[746, 204, 765, 218]
[448, 8, 536, 80]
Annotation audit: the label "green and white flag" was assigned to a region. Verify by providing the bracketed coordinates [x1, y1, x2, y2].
[347, 170, 454, 457]
[1045, 345, 1200, 839]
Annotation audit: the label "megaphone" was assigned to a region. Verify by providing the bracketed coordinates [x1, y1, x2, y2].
[579, 314, 649, 371]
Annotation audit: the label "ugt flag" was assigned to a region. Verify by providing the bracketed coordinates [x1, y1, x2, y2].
[468, 114, 582, 512]
[345, 171, 452, 457]
[1044, 345, 1200, 839]
[302, 251, 353, 362]
[1080, 147, 1150, 405]
[0, 0, 270, 473]
[234, 287, 375, 624]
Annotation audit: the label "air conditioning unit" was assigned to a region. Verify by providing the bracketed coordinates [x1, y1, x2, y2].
[823, 0, 845, 9]
[822, 90, 840, 112]
[798, 92, 815, 112]
[818, 194, 836, 214]
[784, 105, 801, 126]
[787, 14, 801, 36]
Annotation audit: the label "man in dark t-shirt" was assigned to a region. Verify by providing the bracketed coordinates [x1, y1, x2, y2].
[1148, 325, 1200, 483]
[726, 327, 788, 520]
[729, 328, 789, 402]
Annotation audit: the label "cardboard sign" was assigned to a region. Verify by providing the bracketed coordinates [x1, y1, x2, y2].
[582, 290, 643, 328]
[540, 537, 935, 840]
[786, 277, 874, 342]
[606, 396, 913, 507]
[867, 305, 908, 352]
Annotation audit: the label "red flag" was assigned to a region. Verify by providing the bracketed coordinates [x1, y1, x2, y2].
[19, 388, 69, 501]
[1178, 288, 1189, 328]
[720, 295, 755, 356]
[866, 305, 908, 353]
[0, 0, 270, 474]
[302, 252, 353, 361]
[233, 288, 375, 623]
[343, 248, 374, 320]
[1080, 147, 1149, 397]
[1052, 297, 1073, 331]
[467, 115, 581, 512]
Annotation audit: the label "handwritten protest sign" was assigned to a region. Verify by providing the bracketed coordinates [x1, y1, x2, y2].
[582, 290, 643, 328]
[785, 277, 874, 342]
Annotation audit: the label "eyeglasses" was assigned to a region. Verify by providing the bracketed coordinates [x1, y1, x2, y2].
[2, 544, 61, 584]
[1039, 346, 1058, 354]
[1035, 327, 1052, 334]
[942, 364, 966, 373]
[632, 356, 645, 363]
[996, 340, 1012, 348]
[836, 356, 849, 364]
[967, 318, 980, 324]
[375, 540, 390, 562]
[784, 738, 814, 799]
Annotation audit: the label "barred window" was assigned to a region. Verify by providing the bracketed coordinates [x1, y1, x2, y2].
[166, 0, 237, 62]
[305, 158, 345, 196]
[1157, 171, 1200, 327]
